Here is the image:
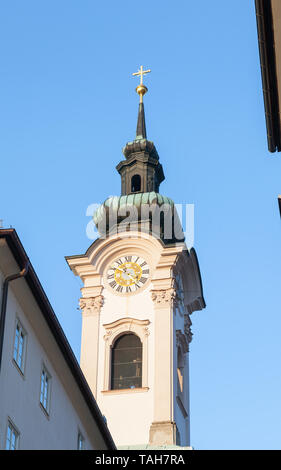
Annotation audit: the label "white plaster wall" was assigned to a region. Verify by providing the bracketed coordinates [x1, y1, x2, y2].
[72, 234, 197, 449]
[0, 271, 106, 450]
[95, 283, 155, 446]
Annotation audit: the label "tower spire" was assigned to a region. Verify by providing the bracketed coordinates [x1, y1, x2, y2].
[136, 102, 147, 140]
[117, 66, 164, 195]
[133, 65, 151, 140]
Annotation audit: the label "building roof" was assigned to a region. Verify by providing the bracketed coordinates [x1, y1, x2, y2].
[0, 228, 116, 450]
[255, 0, 281, 152]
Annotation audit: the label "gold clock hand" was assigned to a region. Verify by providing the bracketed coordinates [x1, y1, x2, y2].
[119, 267, 137, 283]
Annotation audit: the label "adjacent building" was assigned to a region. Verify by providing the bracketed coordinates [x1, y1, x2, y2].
[255, 1, 281, 216]
[0, 228, 116, 450]
[255, 0, 281, 153]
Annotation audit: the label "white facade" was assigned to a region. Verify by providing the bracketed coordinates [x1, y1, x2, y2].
[66, 230, 205, 449]
[0, 231, 115, 450]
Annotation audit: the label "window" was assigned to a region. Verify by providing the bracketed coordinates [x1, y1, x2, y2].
[77, 431, 84, 450]
[131, 174, 141, 193]
[13, 320, 26, 373]
[103, 318, 150, 392]
[177, 347, 184, 394]
[6, 421, 19, 450]
[111, 333, 142, 390]
[40, 366, 51, 414]
[175, 330, 189, 419]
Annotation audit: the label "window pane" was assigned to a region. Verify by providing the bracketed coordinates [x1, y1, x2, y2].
[40, 368, 50, 412]
[18, 335, 24, 368]
[6, 423, 18, 450]
[77, 433, 84, 450]
[13, 323, 25, 371]
[11, 432, 16, 450]
[40, 371, 45, 403]
[6, 426, 11, 450]
[131, 174, 141, 192]
[13, 327, 19, 361]
[111, 334, 142, 390]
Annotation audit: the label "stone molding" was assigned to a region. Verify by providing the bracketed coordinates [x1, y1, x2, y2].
[103, 318, 150, 343]
[184, 314, 193, 346]
[151, 288, 177, 307]
[176, 329, 189, 355]
[79, 295, 104, 316]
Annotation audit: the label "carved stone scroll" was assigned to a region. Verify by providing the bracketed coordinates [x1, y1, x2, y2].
[79, 295, 104, 316]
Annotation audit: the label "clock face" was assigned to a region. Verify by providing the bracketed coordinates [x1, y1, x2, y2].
[106, 255, 150, 294]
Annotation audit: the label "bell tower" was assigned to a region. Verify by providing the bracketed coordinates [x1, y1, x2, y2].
[117, 67, 164, 196]
[66, 67, 206, 449]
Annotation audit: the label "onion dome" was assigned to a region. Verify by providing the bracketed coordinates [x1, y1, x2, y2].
[93, 192, 184, 244]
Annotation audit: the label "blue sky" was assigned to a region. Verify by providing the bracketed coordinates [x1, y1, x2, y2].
[1, 1, 281, 450]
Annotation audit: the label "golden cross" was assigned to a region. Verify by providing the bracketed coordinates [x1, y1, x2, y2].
[132, 65, 151, 85]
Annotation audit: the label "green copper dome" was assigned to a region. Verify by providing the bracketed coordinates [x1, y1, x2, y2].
[93, 192, 174, 228]
[92, 191, 183, 244]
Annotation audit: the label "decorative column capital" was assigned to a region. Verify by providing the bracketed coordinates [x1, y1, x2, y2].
[151, 288, 177, 307]
[79, 295, 104, 316]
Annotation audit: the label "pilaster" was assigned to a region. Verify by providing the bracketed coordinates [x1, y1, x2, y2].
[79, 290, 104, 398]
[149, 287, 177, 445]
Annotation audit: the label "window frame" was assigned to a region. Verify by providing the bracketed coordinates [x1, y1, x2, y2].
[111, 333, 143, 390]
[103, 317, 150, 393]
[77, 430, 85, 450]
[131, 174, 141, 193]
[5, 419, 20, 450]
[12, 317, 27, 375]
[177, 345, 185, 395]
[39, 364, 52, 416]
[175, 330, 189, 419]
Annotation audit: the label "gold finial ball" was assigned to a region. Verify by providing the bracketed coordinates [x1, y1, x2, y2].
[136, 84, 148, 97]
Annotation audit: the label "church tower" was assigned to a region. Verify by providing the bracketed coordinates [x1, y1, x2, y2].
[66, 67, 206, 449]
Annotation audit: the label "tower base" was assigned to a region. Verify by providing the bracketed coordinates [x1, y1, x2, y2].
[149, 421, 178, 446]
